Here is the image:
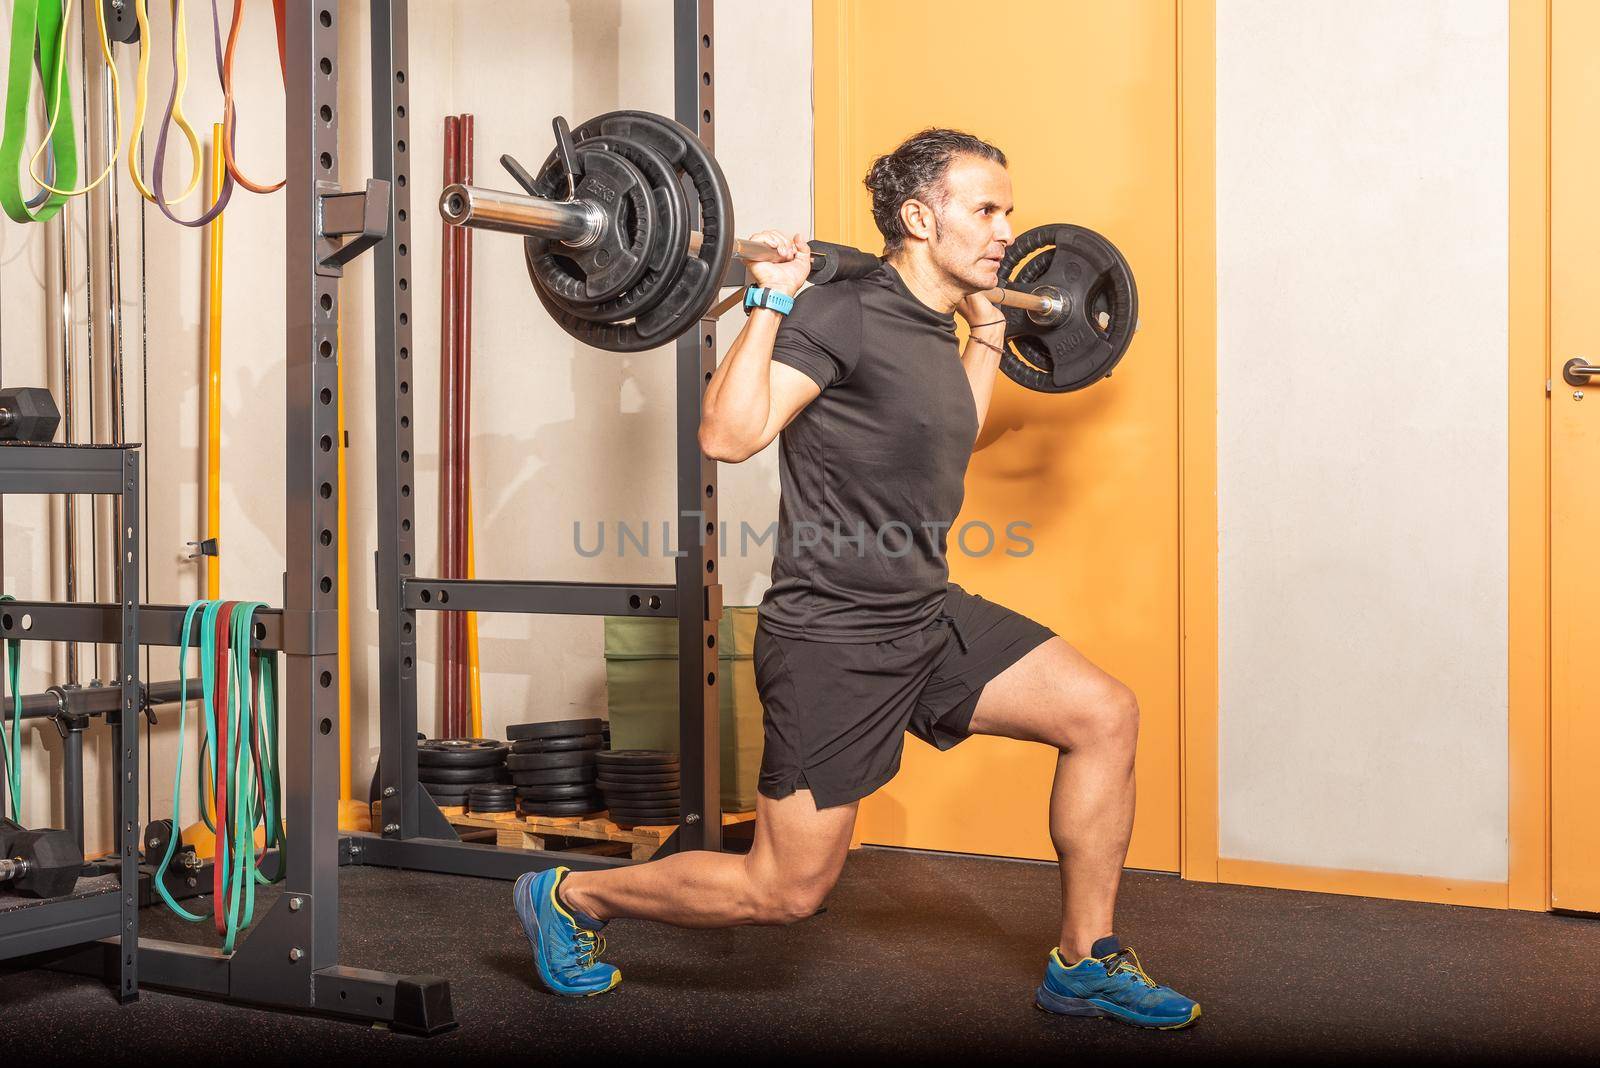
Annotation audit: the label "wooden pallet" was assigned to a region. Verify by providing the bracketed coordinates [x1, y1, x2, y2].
[446, 809, 755, 861]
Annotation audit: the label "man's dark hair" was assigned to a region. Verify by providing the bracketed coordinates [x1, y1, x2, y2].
[863, 128, 1007, 255]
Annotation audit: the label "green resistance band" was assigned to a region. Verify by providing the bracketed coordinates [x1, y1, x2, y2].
[0, 0, 78, 223]
[0, 593, 20, 822]
[154, 600, 284, 947]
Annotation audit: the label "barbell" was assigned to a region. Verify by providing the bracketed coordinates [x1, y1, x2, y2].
[436, 110, 1138, 393]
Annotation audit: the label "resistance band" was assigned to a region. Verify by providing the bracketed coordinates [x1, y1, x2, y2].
[0, 0, 78, 222]
[0, 594, 21, 821]
[219, 0, 284, 193]
[26, 0, 125, 197]
[135, 0, 235, 224]
[154, 599, 284, 950]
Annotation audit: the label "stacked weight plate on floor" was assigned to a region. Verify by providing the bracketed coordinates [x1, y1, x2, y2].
[468, 784, 516, 815]
[418, 739, 509, 810]
[507, 717, 608, 817]
[595, 750, 680, 827]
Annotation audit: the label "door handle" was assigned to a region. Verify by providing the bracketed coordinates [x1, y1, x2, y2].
[1564, 358, 1600, 386]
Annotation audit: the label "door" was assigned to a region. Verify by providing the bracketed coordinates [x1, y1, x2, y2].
[811, 0, 1183, 871]
[1551, 0, 1600, 912]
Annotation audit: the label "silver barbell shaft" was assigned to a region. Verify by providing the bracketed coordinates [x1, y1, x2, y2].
[439, 183, 1061, 319]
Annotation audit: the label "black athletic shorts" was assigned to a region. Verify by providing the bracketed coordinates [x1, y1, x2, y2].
[754, 583, 1057, 809]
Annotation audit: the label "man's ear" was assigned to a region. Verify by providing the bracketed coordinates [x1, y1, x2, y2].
[899, 197, 937, 243]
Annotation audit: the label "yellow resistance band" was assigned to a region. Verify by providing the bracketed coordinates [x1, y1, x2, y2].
[28, 0, 124, 196]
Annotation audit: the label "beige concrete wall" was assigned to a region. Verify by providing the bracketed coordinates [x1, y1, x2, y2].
[1215, 0, 1509, 881]
[1, 0, 809, 852]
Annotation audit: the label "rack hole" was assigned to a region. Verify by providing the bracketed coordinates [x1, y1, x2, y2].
[438, 590, 449, 604]
[319, 57, 332, 75]
[319, 483, 332, 499]
[420, 590, 431, 604]
[319, 718, 332, 735]
[319, 339, 333, 357]
[319, 388, 332, 405]
[628, 595, 641, 609]
[320, 529, 332, 546]
[320, 435, 333, 452]
[319, 10, 331, 27]
[320, 671, 333, 688]
[320, 104, 333, 123]
[321, 577, 333, 594]
[320, 152, 333, 171]
[320, 294, 332, 312]
[20, 614, 31, 631]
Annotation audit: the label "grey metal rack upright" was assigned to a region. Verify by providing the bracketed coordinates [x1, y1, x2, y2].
[353, 0, 727, 880]
[41, 0, 451, 1033]
[0, 443, 140, 1002]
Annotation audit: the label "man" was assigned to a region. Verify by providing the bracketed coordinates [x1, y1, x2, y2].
[514, 128, 1200, 1030]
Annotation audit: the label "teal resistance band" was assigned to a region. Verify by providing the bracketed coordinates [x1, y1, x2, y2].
[153, 600, 285, 947]
[0, 593, 21, 821]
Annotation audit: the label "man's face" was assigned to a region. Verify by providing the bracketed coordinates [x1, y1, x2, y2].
[924, 155, 1014, 291]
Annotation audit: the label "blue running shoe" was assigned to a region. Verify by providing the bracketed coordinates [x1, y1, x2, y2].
[1036, 935, 1200, 1029]
[514, 866, 621, 997]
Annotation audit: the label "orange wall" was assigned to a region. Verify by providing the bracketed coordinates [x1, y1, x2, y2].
[813, 0, 1184, 871]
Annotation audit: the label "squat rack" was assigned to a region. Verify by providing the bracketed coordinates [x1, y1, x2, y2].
[26, 0, 727, 1032]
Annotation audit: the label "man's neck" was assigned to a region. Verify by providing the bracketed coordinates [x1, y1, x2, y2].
[886, 253, 962, 315]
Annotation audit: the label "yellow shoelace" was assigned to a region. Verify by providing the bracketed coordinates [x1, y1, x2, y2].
[1100, 946, 1158, 988]
[575, 930, 607, 968]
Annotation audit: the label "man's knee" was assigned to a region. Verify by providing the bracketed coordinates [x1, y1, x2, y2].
[1053, 679, 1139, 754]
[750, 873, 834, 925]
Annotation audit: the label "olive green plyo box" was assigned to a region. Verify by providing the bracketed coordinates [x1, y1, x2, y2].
[603, 607, 761, 813]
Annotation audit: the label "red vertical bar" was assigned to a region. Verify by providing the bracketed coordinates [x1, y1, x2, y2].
[439, 115, 460, 737]
[454, 114, 475, 735]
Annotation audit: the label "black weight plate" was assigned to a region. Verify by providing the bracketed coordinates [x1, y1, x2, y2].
[597, 787, 680, 803]
[597, 773, 680, 789]
[506, 718, 605, 741]
[468, 784, 516, 798]
[469, 802, 516, 813]
[594, 749, 679, 767]
[608, 812, 680, 825]
[522, 799, 607, 817]
[418, 765, 502, 785]
[510, 734, 605, 755]
[528, 110, 734, 353]
[997, 223, 1137, 393]
[515, 783, 602, 801]
[425, 793, 470, 807]
[534, 133, 692, 325]
[509, 766, 596, 786]
[519, 796, 605, 814]
[417, 738, 508, 768]
[506, 750, 597, 771]
[528, 143, 655, 306]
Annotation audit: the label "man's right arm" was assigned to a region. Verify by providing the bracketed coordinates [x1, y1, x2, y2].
[699, 307, 822, 463]
[699, 230, 821, 464]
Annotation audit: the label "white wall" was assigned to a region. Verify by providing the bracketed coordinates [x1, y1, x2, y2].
[1215, 0, 1509, 881]
[1, 0, 809, 851]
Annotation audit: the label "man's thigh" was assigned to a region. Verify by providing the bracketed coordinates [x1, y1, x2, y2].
[966, 635, 1131, 748]
[745, 787, 858, 892]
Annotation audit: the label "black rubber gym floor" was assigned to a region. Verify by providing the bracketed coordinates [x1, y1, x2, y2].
[6, 846, 1600, 1063]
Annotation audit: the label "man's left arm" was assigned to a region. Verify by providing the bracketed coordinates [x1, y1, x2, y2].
[955, 292, 1008, 434]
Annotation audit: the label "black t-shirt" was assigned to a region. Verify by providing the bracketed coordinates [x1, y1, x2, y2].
[756, 261, 979, 642]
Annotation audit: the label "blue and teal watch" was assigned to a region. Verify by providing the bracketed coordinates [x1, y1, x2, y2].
[743, 285, 795, 317]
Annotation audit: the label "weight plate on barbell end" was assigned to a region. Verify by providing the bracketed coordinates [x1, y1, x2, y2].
[531, 133, 692, 326]
[997, 223, 1138, 393]
[417, 738, 509, 769]
[528, 110, 735, 353]
[527, 142, 656, 306]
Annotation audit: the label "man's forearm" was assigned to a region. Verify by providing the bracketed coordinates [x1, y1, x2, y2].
[961, 336, 1004, 433]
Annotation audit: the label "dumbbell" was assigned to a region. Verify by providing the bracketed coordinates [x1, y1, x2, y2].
[0, 825, 84, 898]
[0, 386, 61, 442]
